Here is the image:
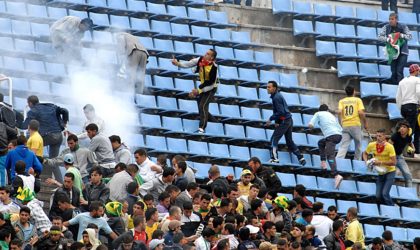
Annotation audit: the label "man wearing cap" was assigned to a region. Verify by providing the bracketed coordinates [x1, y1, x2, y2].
[149, 239, 165, 250]
[50, 16, 93, 61]
[34, 225, 70, 250]
[16, 188, 52, 234]
[237, 169, 254, 196]
[46, 153, 83, 195]
[164, 220, 183, 246]
[396, 63, 420, 157]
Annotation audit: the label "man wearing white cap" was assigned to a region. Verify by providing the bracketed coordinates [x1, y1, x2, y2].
[149, 239, 165, 250]
[396, 63, 420, 156]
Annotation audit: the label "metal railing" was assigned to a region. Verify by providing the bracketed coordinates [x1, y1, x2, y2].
[0, 74, 13, 108]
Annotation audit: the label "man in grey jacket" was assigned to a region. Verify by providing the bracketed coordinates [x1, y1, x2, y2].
[139, 167, 175, 202]
[86, 123, 115, 177]
[109, 135, 131, 165]
[116, 32, 149, 95]
[44, 134, 97, 184]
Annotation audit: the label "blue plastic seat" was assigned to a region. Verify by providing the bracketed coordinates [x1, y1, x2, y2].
[291, 113, 306, 130]
[250, 148, 271, 163]
[0, 18, 12, 34]
[358, 202, 380, 218]
[220, 104, 241, 120]
[211, 28, 235, 47]
[379, 64, 392, 81]
[130, 18, 155, 37]
[178, 99, 199, 114]
[29, 80, 50, 93]
[230, 145, 250, 160]
[280, 92, 302, 111]
[335, 158, 354, 174]
[397, 186, 420, 204]
[174, 78, 196, 94]
[153, 75, 175, 91]
[293, 1, 317, 20]
[154, 38, 175, 56]
[136, 94, 157, 109]
[151, 20, 173, 39]
[188, 7, 213, 27]
[107, 1, 128, 13]
[215, 46, 236, 64]
[408, 49, 420, 64]
[145, 135, 167, 151]
[46, 62, 66, 76]
[126, 0, 151, 19]
[279, 73, 301, 89]
[216, 84, 237, 103]
[385, 226, 407, 242]
[315, 197, 336, 209]
[272, 0, 295, 16]
[208, 143, 230, 158]
[357, 181, 377, 198]
[188, 140, 209, 155]
[315, 40, 337, 58]
[166, 138, 188, 154]
[194, 162, 211, 179]
[398, 12, 420, 29]
[259, 70, 280, 84]
[234, 49, 256, 67]
[6, 1, 26, 15]
[336, 42, 359, 60]
[173, 41, 196, 58]
[277, 173, 296, 188]
[357, 44, 379, 62]
[183, 119, 199, 133]
[87, 0, 109, 13]
[230, 31, 258, 49]
[27, 4, 49, 19]
[147, 2, 174, 21]
[364, 224, 384, 239]
[296, 174, 318, 191]
[337, 61, 360, 78]
[237, 87, 260, 106]
[11, 78, 29, 91]
[109, 15, 130, 30]
[172, 23, 197, 42]
[68, 9, 89, 19]
[387, 103, 403, 121]
[313, 3, 336, 22]
[401, 206, 420, 223]
[380, 204, 402, 221]
[139, 113, 161, 129]
[254, 51, 283, 70]
[218, 65, 239, 83]
[167, 5, 191, 24]
[245, 126, 267, 142]
[15, 39, 35, 53]
[208, 10, 234, 28]
[408, 228, 420, 242]
[238, 68, 262, 87]
[360, 82, 386, 99]
[315, 22, 336, 41]
[191, 25, 217, 45]
[356, 7, 378, 26]
[12, 20, 31, 36]
[335, 24, 358, 42]
[300, 94, 320, 113]
[293, 20, 317, 37]
[408, 31, 420, 48]
[357, 26, 378, 45]
[377, 10, 393, 26]
[25, 59, 45, 74]
[92, 30, 113, 43]
[337, 200, 357, 214]
[335, 5, 358, 24]
[47, 7, 68, 19]
[381, 84, 397, 102]
[194, 43, 213, 56]
[31, 23, 50, 38]
[89, 12, 110, 28]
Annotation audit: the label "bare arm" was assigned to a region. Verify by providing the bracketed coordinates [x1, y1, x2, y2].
[358, 109, 368, 130]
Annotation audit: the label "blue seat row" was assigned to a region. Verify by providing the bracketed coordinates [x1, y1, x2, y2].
[365, 225, 420, 243]
[337, 61, 393, 82]
[0, 56, 67, 77]
[360, 82, 397, 102]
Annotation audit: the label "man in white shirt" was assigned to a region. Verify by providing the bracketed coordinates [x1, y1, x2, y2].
[396, 64, 420, 156]
[310, 202, 333, 241]
[134, 149, 162, 183]
[77, 104, 105, 140]
[0, 186, 20, 214]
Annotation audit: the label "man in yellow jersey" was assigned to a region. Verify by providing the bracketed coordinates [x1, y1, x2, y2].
[337, 86, 368, 160]
[363, 129, 396, 205]
[27, 120, 43, 158]
[345, 207, 365, 249]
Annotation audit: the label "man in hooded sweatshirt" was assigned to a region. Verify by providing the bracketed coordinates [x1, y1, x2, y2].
[109, 135, 131, 165]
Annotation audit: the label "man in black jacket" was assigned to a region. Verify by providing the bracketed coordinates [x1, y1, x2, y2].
[323, 220, 345, 250]
[82, 166, 110, 209]
[22, 95, 68, 159]
[200, 165, 229, 197]
[49, 172, 80, 218]
[247, 157, 281, 199]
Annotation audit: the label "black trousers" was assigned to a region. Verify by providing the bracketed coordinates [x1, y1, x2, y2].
[401, 103, 419, 153]
[382, 0, 398, 12]
[197, 88, 217, 130]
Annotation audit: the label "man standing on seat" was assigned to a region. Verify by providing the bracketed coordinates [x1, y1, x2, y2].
[265, 81, 306, 165]
[116, 32, 149, 95]
[336, 86, 368, 160]
[309, 104, 343, 189]
[396, 64, 420, 157]
[378, 13, 412, 84]
[171, 50, 218, 133]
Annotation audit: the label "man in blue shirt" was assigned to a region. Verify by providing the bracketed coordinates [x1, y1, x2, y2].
[309, 104, 343, 189]
[266, 81, 306, 165]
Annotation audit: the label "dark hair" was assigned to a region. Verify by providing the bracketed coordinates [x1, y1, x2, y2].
[225, 215, 235, 224]
[267, 81, 278, 89]
[319, 104, 329, 111]
[17, 135, 27, 146]
[332, 220, 343, 232]
[126, 182, 138, 194]
[294, 184, 306, 197]
[172, 155, 185, 164]
[235, 214, 245, 225]
[0, 229, 10, 241]
[109, 135, 121, 144]
[85, 123, 98, 132]
[89, 201, 103, 212]
[127, 164, 139, 174]
[220, 198, 231, 208]
[27, 95, 39, 105]
[169, 206, 181, 216]
[96, 245, 108, 250]
[345, 86, 354, 96]
[382, 230, 393, 241]
[20, 206, 31, 214]
[238, 227, 250, 241]
[224, 223, 235, 234]
[312, 202, 323, 213]
[201, 193, 212, 201]
[248, 157, 261, 165]
[291, 241, 300, 250]
[288, 200, 297, 210]
[132, 215, 144, 228]
[145, 208, 158, 221]
[186, 182, 198, 191]
[52, 216, 63, 222]
[389, 12, 398, 19]
[183, 201, 193, 210]
[134, 148, 147, 157]
[275, 220, 284, 232]
[376, 128, 386, 134]
[15, 160, 26, 175]
[250, 184, 260, 191]
[122, 233, 134, 243]
[216, 239, 229, 250]
[158, 191, 171, 202]
[177, 161, 187, 174]
[263, 221, 275, 232]
[67, 134, 78, 142]
[135, 200, 145, 210]
[115, 162, 127, 171]
[157, 154, 168, 167]
[11, 239, 23, 248]
[152, 229, 164, 239]
[372, 237, 383, 245]
[209, 48, 217, 59]
[166, 185, 180, 194]
[173, 232, 185, 244]
[91, 166, 103, 176]
[162, 167, 175, 177]
[228, 186, 238, 193]
[250, 199, 263, 211]
[28, 120, 39, 131]
[414, 237, 420, 249]
[0, 186, 11, 194]
[56, 193, 71, 204]
[64, 172, 75, 181]
[202, 227, 216, 238]
[71, 242, 85, 250]
[301, 209, 314, 218]
[143, 194, 154, 202]
[213, 186, 224, 199]
[328, 205, 337, 212]
[212, 216, 224, 229]
[87, 223, 98, 229]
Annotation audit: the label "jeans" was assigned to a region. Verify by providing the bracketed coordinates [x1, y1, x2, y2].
[318, 134, 342, 175]
[226, 0, 252, 6]
[43, 132, 64, 183]
[270, 117, 303, 159]
[390, 54, 407, 84]
[336, 126, 363, 160]
[382, 0, 398, 12]
[197, 89, 217, 130]
[396, 155, 413, 187]
[401, 103, 419, 153]
[376, 171, 395, 205]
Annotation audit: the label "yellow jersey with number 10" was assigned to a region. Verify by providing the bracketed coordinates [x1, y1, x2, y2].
[338, 97, 365, 127]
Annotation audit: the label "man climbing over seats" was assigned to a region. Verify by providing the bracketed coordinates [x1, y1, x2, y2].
[308, 104, 343, 189]
[171, 50, 218, 133]
[50, 16, 93, 61]
[378, 13, 412, 85]
[336, 86, 368, 160]
[265, 80, 306, 165]
[115, 32, 149, 96]
[396, 64, 420, 157]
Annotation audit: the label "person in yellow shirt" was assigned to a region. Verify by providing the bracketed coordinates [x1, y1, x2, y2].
[27, 120, 44, 158]
[237, 169, 253, 196]
[145, 207, 160, 240]
[345, 207, 365, 249]
[363, 129, 396, 206]
[337, 86, 368, 160]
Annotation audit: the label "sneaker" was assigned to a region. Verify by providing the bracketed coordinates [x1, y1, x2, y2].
[269, 158, 279, 163]
[196, 128, 205, 134]
[320, 161, 327, 170]
[299, 157, 306, 166]
[334, 174, 343, 189]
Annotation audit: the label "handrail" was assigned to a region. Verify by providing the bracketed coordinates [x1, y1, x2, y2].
[0, 74, 13, 108]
